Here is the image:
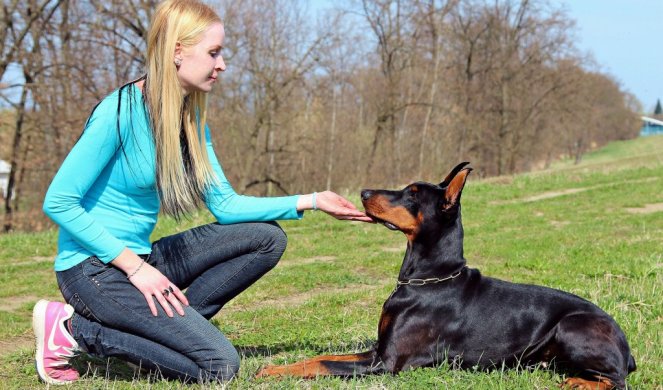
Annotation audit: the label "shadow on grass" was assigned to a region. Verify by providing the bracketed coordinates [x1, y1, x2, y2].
[67, 338, 378, 383]
[71, 354, 169, 383]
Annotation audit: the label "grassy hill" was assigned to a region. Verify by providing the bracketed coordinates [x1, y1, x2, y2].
[1, 135, 662, 389]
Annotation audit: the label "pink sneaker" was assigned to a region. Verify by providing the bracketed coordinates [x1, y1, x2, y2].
[32, 300, 80, 385]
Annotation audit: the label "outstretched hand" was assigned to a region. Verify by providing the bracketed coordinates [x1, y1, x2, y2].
[314, 191, 374, 222]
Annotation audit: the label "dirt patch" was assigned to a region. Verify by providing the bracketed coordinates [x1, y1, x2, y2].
[0, 295, 45, 312]
[0, 295, 61, 358]
[625, 203, 663, 214]
[224, 283, 384, 314]
[492, 176, 660, 205]
[7, 256, 53, 267]
[491, 188, 594, 205]
[550, 220, 571, 228]
[521, 188, 588, 202]
[278, 256, 337, 267]
[0, 334, 34, 358]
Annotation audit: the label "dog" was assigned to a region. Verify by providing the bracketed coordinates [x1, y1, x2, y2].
[257, 162, 635, 389]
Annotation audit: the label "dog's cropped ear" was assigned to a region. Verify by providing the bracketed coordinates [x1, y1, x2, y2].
[439, 162, 470, 188]
[443, 167, 472, 209]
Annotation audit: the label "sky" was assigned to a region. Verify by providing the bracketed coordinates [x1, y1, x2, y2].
[561, 0, 663, 113]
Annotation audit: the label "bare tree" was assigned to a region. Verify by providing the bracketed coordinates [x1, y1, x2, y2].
[359, 0, 416, 185]
[212, 0, 331, 195]
[2, 0, 63, 232]
[2, 0, 151, 231]
[0, 0, 643, 232]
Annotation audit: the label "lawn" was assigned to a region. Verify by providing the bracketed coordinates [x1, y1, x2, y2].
[1, 135, 662, 389]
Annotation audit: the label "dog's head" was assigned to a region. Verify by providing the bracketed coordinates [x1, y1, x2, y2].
[361, 162, 472, 242]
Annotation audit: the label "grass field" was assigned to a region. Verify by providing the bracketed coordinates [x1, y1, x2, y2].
[1, 135, 662, 389]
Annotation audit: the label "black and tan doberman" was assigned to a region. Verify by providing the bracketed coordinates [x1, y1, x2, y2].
[257, 162, 635, 389]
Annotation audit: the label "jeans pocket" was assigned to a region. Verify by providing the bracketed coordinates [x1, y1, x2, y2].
[56, 266, 83, 296]
[82, 256, 115, 280]
[69, 293, 102, 323]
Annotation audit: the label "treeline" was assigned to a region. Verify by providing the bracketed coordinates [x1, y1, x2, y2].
[0, 0, 641, 232]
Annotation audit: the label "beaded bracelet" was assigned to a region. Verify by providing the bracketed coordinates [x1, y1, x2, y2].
[127, 259, 145, 280]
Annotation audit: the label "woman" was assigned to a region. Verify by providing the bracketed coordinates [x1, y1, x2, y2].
[33, 0, 370, 384]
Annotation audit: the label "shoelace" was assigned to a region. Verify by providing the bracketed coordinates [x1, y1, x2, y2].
[48, 348, 80, 367]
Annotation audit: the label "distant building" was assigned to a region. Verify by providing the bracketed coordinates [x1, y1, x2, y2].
[0, 159, 10, 199]
[641, 116, 663, 136]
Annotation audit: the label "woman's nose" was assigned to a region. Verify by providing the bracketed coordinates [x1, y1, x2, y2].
[216, 56, 226, 72]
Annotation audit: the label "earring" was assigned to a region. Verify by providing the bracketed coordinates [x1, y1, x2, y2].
[174, 58, 182, 67]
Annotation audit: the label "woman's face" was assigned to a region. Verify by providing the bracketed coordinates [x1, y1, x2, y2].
[176, 22, 226, 95]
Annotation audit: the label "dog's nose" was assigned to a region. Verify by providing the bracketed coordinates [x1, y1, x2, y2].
[361, 190, 373, 201]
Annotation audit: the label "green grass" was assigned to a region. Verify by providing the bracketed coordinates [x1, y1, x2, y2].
[1, 135, 662, 389]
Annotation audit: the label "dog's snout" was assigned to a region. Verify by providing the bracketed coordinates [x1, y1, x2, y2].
[361, 190, 373, 201]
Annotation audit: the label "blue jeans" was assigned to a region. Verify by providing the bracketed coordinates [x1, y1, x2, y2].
[56, 222, 287, 382]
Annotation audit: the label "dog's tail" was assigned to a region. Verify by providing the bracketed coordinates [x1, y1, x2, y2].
[320, 353, 384, 377]
[256, 349, 382, 379]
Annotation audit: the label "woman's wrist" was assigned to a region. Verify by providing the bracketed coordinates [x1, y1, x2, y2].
[126, 259, 145, 279]
[111, 248, 145, 276]
[296, 193, 317, 211]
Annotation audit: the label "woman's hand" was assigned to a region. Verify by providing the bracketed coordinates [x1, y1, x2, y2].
[299, 191, 374, 222]
[128, 262, 189, 317]
[112, 248, 189, 317]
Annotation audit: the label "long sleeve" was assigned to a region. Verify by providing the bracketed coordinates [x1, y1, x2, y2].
[203, 126, 303, 224]
[43, 96, 127, 263]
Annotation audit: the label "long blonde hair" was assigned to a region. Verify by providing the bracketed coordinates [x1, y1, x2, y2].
[145, 0, 221, 218]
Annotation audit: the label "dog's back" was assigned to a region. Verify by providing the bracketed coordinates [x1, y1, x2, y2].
[258, 163, 634, 389]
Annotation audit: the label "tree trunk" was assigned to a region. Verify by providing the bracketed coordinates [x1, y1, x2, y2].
[326, 84, 338, 190]
[3, 73, 30, 232]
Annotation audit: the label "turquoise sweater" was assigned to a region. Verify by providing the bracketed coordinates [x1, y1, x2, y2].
[44, 84, 301, 271]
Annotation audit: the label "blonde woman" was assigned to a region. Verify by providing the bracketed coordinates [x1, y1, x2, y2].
[33, 0, 371, 384]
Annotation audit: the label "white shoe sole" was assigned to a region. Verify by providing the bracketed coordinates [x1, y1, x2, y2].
[33, 299, 76, 385]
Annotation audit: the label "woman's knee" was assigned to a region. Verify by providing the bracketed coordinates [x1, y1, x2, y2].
[259, 221, 288, 257]
[202, 347, 240, 381]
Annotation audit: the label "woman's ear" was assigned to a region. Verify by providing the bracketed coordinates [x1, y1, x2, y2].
[174, 42, 183, 66]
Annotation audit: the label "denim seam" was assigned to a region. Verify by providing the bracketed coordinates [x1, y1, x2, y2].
[71, 293, 102, 323]
[76, 279, 233, 381]
[82, 267, 162, 324]
[82, 260, 115, 282]
[100, 342, 200, 381]
[193, 238, 263, 311]
[57, 273, 83, 293]
[57, 263, 86, 292]
[154, 222, 277, 267]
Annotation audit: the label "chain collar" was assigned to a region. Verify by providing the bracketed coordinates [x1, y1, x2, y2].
[396, 266, 467, 286]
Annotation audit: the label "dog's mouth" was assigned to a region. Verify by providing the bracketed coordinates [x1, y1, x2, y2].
[366, 213, 400, 231]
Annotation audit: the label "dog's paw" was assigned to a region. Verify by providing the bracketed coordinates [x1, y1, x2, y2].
[560, 377, 614, 390]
